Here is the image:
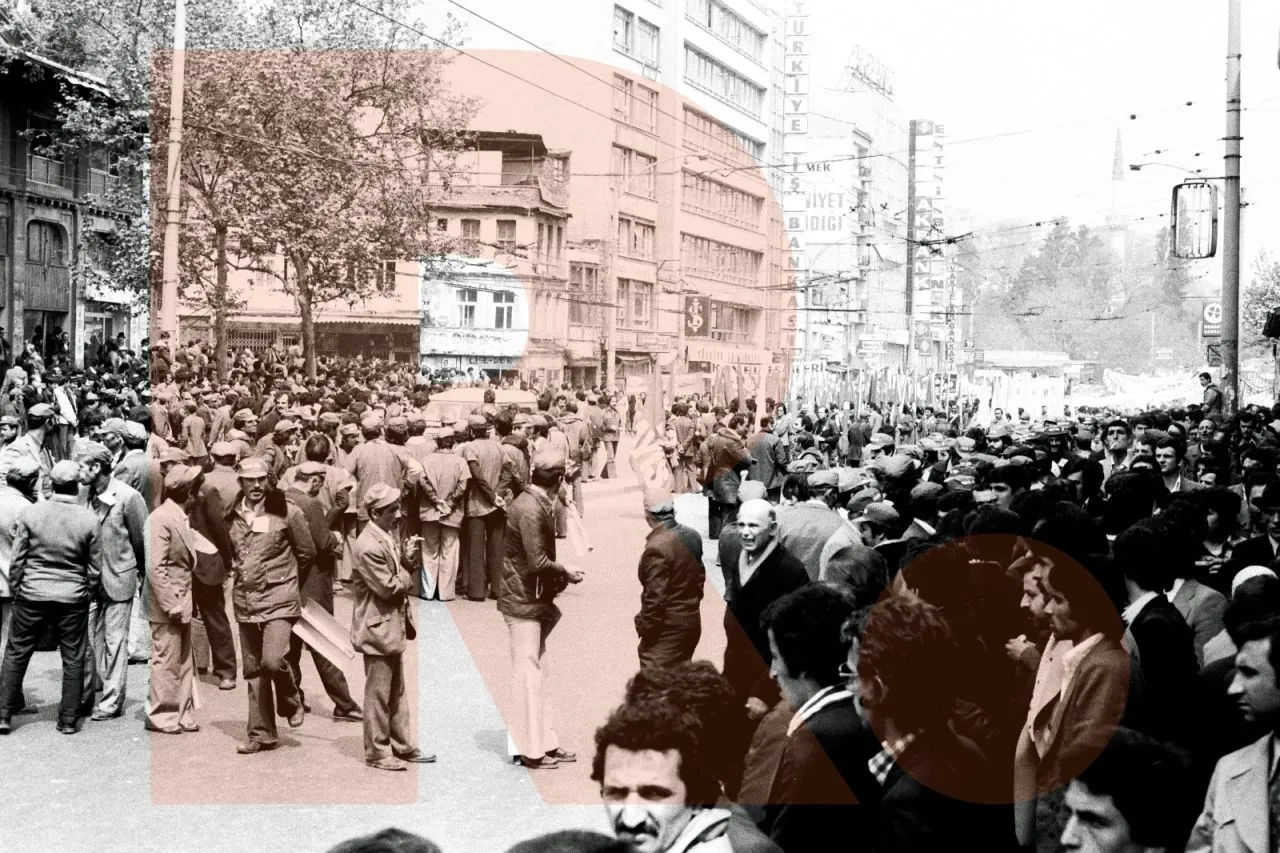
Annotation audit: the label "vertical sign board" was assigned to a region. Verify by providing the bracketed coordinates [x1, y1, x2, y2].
[784, 2, 809, 360]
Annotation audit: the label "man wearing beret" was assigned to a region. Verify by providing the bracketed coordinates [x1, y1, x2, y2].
[225, 456, 315, 754]
[75, 441, 148, 721]
[0, 402, 56, 500]
[146, 465, 203, 734]
[499, 451, 583, 769]
[0, 460, 105, 734]
[350, 483, 435, 770]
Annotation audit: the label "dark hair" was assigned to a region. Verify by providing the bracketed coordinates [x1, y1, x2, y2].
[985, 463, 1032, 493]
[1154, 435, 1185, 460]
[1044, 553, 1126, 640]
[590, 701, 720, 806]
[531, 466, 564, 490]
[1029, 502, 1108, 563]
[1199, 371, 1212, 381]
[852, 593, 958, 733]
[761, 585, 856, 688]
[304, 434, 332, 464]
[1224, 577, 1280, 672]
[963, 505, 1021, 538]
[505, 831, 636, 853]
[1073, 728, 1197, 851]
[780, 472, 811, 503]
[1198, 486, 1243, 538]
[1112, 520, 1176, 593]
[326, 828, 443, 853]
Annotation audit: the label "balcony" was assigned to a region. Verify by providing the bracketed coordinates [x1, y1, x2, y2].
[27, 155, 71, 191]
[88, 168, 120, 199]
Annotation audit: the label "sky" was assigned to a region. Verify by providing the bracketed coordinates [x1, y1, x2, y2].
[810, 0, 1280, 273]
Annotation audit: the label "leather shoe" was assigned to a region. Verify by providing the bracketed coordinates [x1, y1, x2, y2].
[513, 755, 558, 770]
[237, 740, 278, 755]
[302, 700, 312, 713]
[367, 756, 407, 772]
[91, 709, 123, 722]
[217, 678, 236, 691]
[128, 656, 149, 665]
[145, 724, 182, 735]
[0, 718, 11, 735]
[333, 709, 364, 723]
[545, 748, 577, 763]
[394, 749, 436, 764]
[288, 707, 305, 728]
[15, 705, 36, 716]
[57, 721, 79, 735]
[180, 723, 200, 733]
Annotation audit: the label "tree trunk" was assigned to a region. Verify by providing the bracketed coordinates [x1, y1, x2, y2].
[294, 254, 317, 381]
[213, 223, 230, 381]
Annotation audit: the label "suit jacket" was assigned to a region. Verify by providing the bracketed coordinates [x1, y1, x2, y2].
[1172, 579, 1229, 667]
[0, 433, 52, 499]
[776, 503, 844, 582]
[762, 692, 881, 853]
[1186, 734, 1271, 853]
[80, 478, 148, 602]
[723, 543, 808, 704]
[1127, 595, 1200, 745]
[148, 499, 195, 624]
[747, 430, 786, 490]
[875, 730, 1016, 852]
[349, 520, 414, 656]
[702, 427, 750, 504]
[0, 485, 31, 598]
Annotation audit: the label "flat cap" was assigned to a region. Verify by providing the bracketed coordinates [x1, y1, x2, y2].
[0, 415, 19, 427]
[362, 483, 400, 511]
[338, 423, 360, 437]
[452, 424, 471, 439]
[159, 447, 189, 464]
[868, 433, 895, 448]
[49, 459, 81, 486]
[272, 419, 299, 435]
[532, 449, 567, 473]
[854, 501, 901, 529]
[319, 412, 341, 426]
[956, 436, 978, 455]
[236, 457, 270, 478]
[910, 481, 945, 501]
[5, 456, 40, 480]
[360, 413, 382, 431]
[233, 409, 257, 422]
[76, 441, 114, 468]
[406, 411, 425, 426]
[298, 460, 327, 476]
[529, 414, 549, 428]
[837, 467, 875, 493]
[164, 465, 202, 492]
[643, 485, 675, 515]
[512, 413, 530, 427]
[808, 469, 839, 488]
[386, 415, 408, 430]
[871, 455, 916, 479]
[467, 415, 487, 429]
[210, 441, 238, 458]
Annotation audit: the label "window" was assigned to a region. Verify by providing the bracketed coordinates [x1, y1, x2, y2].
[613, 74, 632, 118]
[680, 233, 761, 284]
[496, 220, 517, 251]
[611, 145, 656, 198]
[681, 171, 762, 228]
[618, 216, 655, 259]
[461, 218, 480, 240]
[617, 278, 652, 328]
[378, 260, 397, 290]
[613, 6, 634, 53]
[26, 116, 68, 189]
[636, 19, 659, 66]
[494, 291, 515, 329]
[613, 76, 659, 133]
[710, 300, 753, 342]
[537, 223, 546, 264]
[26, 221, 65, 266]
[554, 225, 563, 260]
[682, 107, 763, 169]
[457, 288, 477, 328]
[436, 218, 449, 232]
[686, 0, 765, 61]
[88, 149, 121, 197]
[683, 46, 765, 117]
[569, 263, 600, 325]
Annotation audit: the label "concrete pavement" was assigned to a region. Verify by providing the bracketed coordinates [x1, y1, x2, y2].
[0, 436, 730, 853]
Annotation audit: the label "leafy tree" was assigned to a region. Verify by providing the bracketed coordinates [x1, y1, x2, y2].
[1243, 251, 1280, 349]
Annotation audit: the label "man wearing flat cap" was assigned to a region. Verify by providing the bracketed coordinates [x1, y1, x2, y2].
[0, 460, 104, 734]
[417, 425, 471, 601]
[774, 469, 845, 582]
[145, 465, 203, 734]
[635, 487, 704, 671]
[460, 414, 507, 602]
[0, 402, 56, 500]
[499, 450, 583, 769]
[0, 456, 40, 716]
[74, 441, 148, 722]
[350, 483, 435, 770]
[225, 456, 315, 754]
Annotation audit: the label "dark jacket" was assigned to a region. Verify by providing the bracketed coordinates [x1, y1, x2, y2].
[1223, 535, 1277, 592]
[763, 692, 881, 853]
[747, 430, 786, 490]
[723, 543, 808, 704]
[499, 486, 569, 623]
[874, 729, 1016, 853]
[636, 520, 704, 639]
[225, 489, 314, 624]
[1126, 594, 1200, 747]
[702, 426, 750, 504]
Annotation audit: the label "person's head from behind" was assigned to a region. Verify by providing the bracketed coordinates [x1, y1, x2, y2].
[325, 828, 442, 853]
[505, 830, 637, 853]
[1061, 728, 1196, 853]
[591, 701, 719, 853]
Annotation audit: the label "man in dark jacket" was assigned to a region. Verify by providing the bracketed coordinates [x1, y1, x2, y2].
[703, 415, 751, 540]
[636, 488, 704, 671]
[724, 499, 808, 717]
[499, 451, 583, 769]
[747, 417, 786, 503]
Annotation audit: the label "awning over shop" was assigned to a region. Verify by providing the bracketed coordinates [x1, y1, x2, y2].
[84, 282, 137, 306]
[228, 311, 419, 327]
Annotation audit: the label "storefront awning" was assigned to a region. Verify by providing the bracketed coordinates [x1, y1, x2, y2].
[84, 282, 138, 306]
[228, 312, 420, 327]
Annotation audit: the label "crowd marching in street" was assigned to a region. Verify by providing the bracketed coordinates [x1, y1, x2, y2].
[4, 333, 1280, 853]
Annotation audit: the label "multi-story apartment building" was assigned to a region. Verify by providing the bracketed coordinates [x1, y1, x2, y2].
[445, 0, 788, 393]
[0, 43, 145, 367]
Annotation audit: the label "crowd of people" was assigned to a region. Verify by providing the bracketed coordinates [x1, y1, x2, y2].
[4, 337, 1279, 853]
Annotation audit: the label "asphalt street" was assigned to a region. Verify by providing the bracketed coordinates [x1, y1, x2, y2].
[0, 437, 729, 853]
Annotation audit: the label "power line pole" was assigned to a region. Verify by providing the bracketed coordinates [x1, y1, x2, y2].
[1222, 0, 1242, 415]
[158, 0, 186, 345]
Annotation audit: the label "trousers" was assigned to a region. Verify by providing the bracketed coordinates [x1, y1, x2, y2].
[285, 586, 358, 717]
[503, 613, 559, 759]
[192, 577, 237, 681]
[707, 498, 735, 540]
[0, 599, 89, 724]
[86, 595, 132, 715]
[637, 619, 702, 671]
[127, 581, 151, 660]
[0, 597, 26, 710]
[363, 653, 414, 762]
[419, 522, 460, 601]
[147, 620, 195, 730]
[239, 618, 300, 745]
[461, 511, 505, 601]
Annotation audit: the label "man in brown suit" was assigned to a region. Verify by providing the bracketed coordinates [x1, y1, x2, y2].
[146, 465, 202, 734]
[350, 483, 435, 771]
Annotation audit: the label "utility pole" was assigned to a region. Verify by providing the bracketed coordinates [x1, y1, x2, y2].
[1222, 0, 1242, 415]
[158, 0, 186, 344]
[604, 189, 618, 393]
